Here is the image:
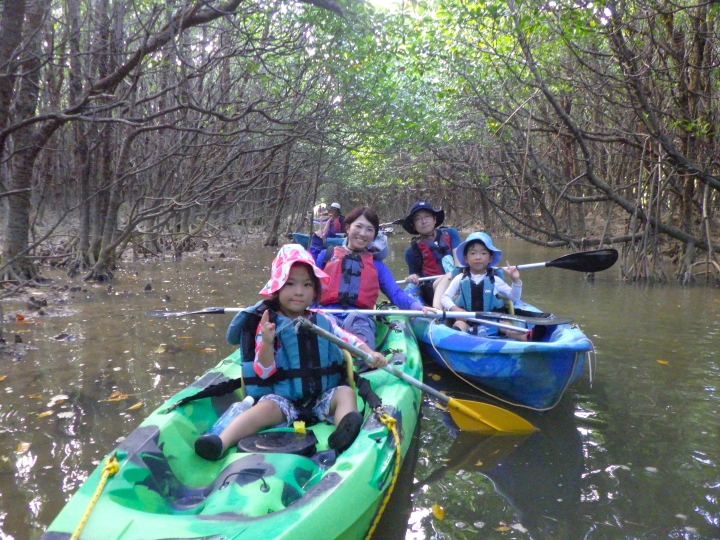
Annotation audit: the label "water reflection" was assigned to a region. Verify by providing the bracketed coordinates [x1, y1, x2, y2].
[416, 396, 583, 539]
[485, 398, 583, 539]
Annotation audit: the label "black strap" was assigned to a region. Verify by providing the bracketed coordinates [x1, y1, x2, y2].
[168, 378, 244, 410]
[354, 373, 382, 410]
[298, 317, 322, 401]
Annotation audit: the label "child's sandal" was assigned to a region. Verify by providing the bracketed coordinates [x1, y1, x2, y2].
[195, 434, 225, 461]
[328, 411, 363, 453]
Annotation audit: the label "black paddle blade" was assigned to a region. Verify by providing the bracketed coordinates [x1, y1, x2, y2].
[547, 248, 618, 273]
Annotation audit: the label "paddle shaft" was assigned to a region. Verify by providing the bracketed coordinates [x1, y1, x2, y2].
[295, 318, 508, 432]
[395, 275, 442, 285]
[322, 309, 526, 333]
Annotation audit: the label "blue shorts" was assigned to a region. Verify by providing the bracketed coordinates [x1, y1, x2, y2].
[259, 386, 349, 426]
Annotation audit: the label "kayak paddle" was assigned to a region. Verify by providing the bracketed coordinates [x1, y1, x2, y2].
[321, 309, 572, 327]
[396, 248, 619, 283]
[146, 307, 241, 318]
[147, 306, 571, 327]
[295, 318, 536, 434]
[516, 248, 618, 272]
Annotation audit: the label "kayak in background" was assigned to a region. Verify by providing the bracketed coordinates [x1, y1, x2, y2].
[411, 301, 593, 410]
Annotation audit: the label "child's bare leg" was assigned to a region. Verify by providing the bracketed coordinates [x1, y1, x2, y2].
[499, 327, 530, 341]
[431, 272, 452, 310]
[452, 319, 470, 332]
[219, 399, 285, 449]
[196, 399, 285, 461]
[329, 386, 358, 426]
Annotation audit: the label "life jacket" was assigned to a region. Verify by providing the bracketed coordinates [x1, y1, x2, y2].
[327, 215, 345, 237]
[411, 228, 453, 277]
[320, 247, 379, 309]
[455, 268, 508, 313]
[226, 301, 346, 404]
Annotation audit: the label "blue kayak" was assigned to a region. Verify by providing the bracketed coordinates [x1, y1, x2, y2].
[411, 302, 593, 410]
[292, 232, 344, 250]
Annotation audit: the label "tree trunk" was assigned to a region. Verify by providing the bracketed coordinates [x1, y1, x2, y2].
[1, 0, 48, 282]
[264, 144, 294, 247]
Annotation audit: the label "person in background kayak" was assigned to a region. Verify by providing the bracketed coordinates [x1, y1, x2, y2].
[401, 201, 462, 308]
[311, 206, 435, 349]
[194, 245, 387, 461]
[441, 232, 529, 340]
[320, 202, 345, 239]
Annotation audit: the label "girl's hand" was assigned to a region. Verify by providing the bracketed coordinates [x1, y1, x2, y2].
[365, 351, 388, 369]
[405, 273, 420, 285]
[504, 262, 521, 284]
[259, 310, 276, 345]
[421, 306, 439, 316]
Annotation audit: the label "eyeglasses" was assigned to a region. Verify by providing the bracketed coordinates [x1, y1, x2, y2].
[413, 213, 434, 223]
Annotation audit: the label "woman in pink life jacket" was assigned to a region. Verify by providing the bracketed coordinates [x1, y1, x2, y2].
[311, 206, 436, 349]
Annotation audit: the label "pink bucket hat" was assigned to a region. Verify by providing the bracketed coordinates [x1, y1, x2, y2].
[259, 244, 330, 297]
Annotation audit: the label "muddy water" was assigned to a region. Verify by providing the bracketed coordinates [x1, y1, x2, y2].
[0, 238, 718, 539]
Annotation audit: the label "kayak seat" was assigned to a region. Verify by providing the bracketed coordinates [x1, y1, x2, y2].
[200, 452, 324, 517]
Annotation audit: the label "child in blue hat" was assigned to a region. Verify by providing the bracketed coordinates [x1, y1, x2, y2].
[441, 232, 526, 338]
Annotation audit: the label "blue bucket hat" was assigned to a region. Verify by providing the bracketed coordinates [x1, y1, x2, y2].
[456, 232, 502, 268]
[402, 201, 445, 235]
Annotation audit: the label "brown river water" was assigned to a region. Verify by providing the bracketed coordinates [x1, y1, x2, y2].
[0, 237, 718, 539]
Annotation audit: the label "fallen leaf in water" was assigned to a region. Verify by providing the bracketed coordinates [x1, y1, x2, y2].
[0, 376, 6, 382]
[657, 360, 668, 365]
[127, 402, 143, 411]
[200, 348, 217, 353]
[433, 403, 448, 411]
[37, 410, 54, 418]
[108, 390, 122, 399]
[495, 525, 511, 531]
[431, 504, 445, 520]
[17, 442, 31, 452]
[103, 393, 132, 402]
[48, 394, 69, 406]
[207, 323, 215, 327]
[179, 336, 192, 340]
[430, 373, 441, 381]
[155, 346, 166, 353]
[15, 313, 25, 321]
[27, 394, 44, 400]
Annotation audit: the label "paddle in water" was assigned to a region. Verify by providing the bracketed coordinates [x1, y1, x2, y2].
[295, 317, 535, 434]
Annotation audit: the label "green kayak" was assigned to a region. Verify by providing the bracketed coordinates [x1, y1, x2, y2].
[42, 314, 422, 540]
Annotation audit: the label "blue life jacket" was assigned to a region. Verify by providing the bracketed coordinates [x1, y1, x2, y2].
[455, 268, 508, 313]
[226, 301, 346, 404]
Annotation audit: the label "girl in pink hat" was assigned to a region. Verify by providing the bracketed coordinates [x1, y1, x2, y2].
[195, 244, 387, 461]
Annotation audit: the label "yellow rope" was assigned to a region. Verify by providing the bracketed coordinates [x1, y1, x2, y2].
[363, 411, 402, 540]
[70, 453, 120, 540]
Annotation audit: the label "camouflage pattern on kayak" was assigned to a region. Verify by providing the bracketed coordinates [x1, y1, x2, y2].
[411, 301, 592, 410]
[42, 315, 421, 540]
